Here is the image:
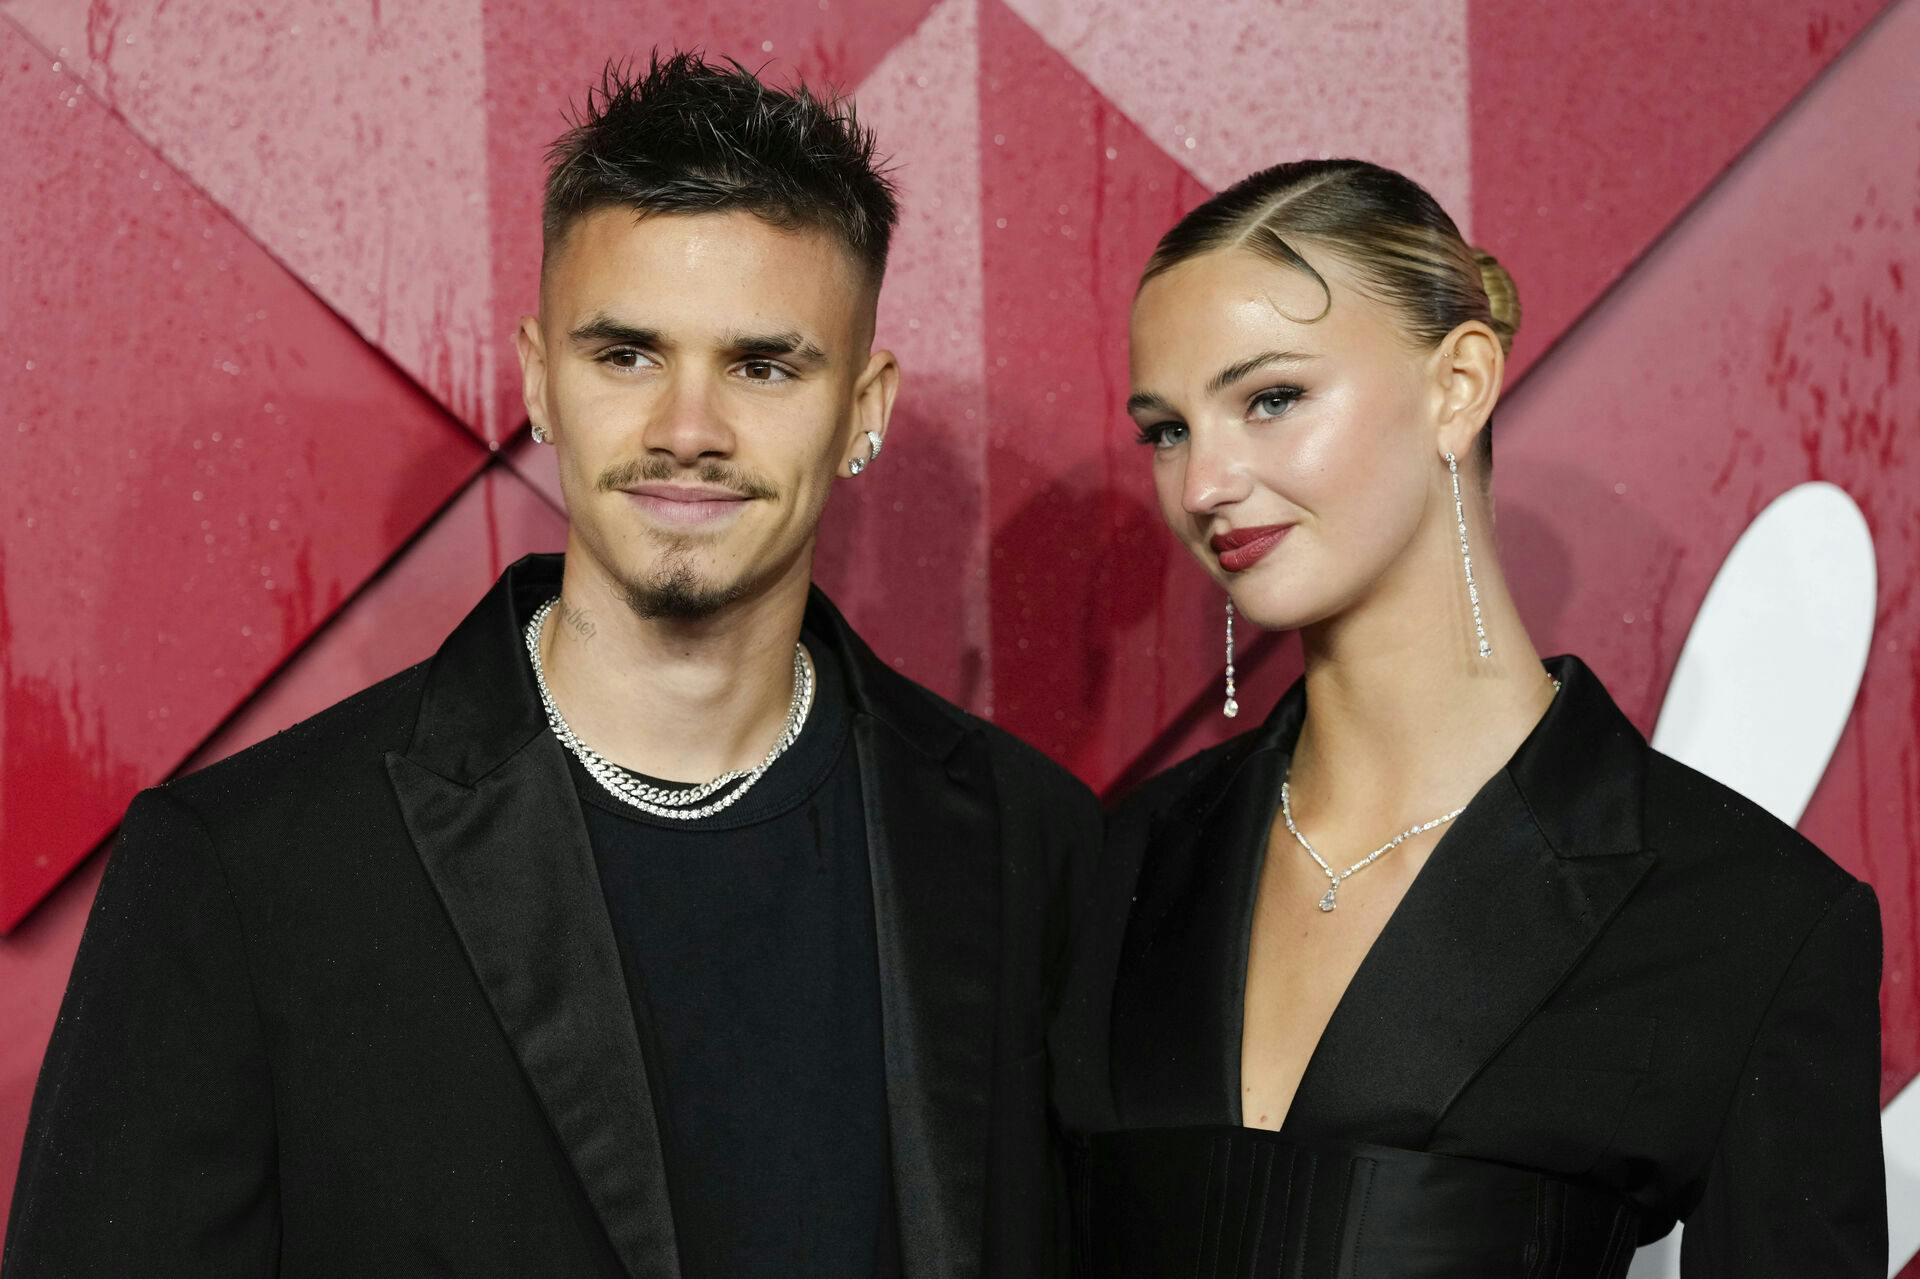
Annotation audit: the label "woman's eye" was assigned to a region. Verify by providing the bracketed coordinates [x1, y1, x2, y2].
[1135, 422, 1189, 449]
[737, 361, 793, 383]
[1250, 386, 1304, 419]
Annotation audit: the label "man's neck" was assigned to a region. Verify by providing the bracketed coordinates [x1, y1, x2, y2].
[538, 549, 814, 784]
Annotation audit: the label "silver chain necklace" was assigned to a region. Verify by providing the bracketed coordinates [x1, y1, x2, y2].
[1282, 675, 1562, 913]
[524, 597, 814, 821]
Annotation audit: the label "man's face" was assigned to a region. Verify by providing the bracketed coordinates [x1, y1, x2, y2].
[518, 207, 894, 620]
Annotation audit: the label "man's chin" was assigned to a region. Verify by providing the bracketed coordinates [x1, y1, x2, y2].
[619, 569, 745, 621]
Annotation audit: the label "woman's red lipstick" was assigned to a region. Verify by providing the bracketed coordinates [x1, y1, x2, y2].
[1210, 524, 1292, 572]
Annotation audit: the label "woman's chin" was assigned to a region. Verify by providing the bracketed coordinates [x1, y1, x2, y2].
[1222, 591, 1319, 636]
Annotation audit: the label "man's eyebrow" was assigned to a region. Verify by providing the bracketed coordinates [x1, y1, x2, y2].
[1126, 391, 1175, 418]
[1205, 350, 1316, 397]
[723, 330, 829, 364]
[569, 315, 662, 347]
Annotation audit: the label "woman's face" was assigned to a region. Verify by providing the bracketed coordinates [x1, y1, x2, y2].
[1128, 245, 1442, 632]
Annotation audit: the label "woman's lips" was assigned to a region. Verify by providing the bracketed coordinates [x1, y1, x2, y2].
[1209, 523, 1293, 572]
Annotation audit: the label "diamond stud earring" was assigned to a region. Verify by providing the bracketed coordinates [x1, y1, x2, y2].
[530, 422, 550, 445]
[1446, 450, 1491, 659]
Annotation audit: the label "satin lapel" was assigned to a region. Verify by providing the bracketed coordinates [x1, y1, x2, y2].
[855, 715, 999, 1279]
[1111, 746, 1286, 1128]
[386, 735, 680, 1279]
[1281, 659, 1655, 1148]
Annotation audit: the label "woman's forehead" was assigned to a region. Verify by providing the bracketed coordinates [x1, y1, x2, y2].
[1132, 248, 1389, 360]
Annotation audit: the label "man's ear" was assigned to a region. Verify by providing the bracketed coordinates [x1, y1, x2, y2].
[514, 315, 551, 441]
[1430, 320, 1503, 460]
[842, 348, 901, 476]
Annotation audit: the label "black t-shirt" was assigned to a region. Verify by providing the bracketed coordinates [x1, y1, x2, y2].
[564, 633, 900, 1279]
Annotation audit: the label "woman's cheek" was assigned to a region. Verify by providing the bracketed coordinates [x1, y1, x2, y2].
[1152, 454, 1189, 521]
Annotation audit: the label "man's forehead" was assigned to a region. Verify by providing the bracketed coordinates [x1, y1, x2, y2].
[543, 208, 872, 336]
[550, 208, 857, 285]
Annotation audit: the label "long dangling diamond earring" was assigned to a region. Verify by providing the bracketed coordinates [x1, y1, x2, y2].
[1446, 451, 1491, 659]
[1223, 599, 1239, 717]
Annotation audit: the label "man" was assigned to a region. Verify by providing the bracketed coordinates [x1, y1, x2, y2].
[5, 54, 1097, 1277]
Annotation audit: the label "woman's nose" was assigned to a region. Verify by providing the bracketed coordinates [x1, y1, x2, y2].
[1180, 429, 1249, 516]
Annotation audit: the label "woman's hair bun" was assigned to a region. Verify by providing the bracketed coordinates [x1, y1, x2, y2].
[1471, 247, 1521, 352]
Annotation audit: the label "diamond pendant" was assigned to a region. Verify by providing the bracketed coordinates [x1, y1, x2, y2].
[1318, 886, 1338, 912]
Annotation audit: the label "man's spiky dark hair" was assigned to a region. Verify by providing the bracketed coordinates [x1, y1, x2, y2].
[542, 52, 898, 283]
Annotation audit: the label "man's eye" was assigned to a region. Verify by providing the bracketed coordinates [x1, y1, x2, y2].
[737, 361, 794, 383]
[599, 348, 647, 370]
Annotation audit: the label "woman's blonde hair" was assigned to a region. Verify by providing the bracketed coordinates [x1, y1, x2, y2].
[1142, 158, 1520, 372]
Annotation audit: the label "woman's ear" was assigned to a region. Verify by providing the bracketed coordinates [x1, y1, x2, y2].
[1430, 320, 1504, 460]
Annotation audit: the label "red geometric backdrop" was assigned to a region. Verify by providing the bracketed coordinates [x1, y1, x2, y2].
[3, 0, 1915, 1265]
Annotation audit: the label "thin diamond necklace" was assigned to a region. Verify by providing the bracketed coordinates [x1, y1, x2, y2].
[1280, 674, 1561, 913]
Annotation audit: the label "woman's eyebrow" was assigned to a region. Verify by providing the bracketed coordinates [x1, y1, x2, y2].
[1126, 390, 1174, 417]
[1206, 350, 1316, 396]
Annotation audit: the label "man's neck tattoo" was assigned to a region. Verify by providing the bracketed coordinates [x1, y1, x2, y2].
[558, 599, 597, 640]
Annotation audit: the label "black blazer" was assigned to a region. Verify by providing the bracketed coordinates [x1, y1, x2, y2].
[5, 554, 1099, 1278]
[1051, 656, 1886, 1277]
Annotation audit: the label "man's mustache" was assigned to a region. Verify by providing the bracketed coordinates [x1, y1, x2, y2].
[596, 456, 780, 502]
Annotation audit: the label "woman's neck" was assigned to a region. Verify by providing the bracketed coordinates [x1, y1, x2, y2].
[1286, 530, 1554, 828]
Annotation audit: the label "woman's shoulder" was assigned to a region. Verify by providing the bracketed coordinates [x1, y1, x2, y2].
[1641, 746, 1864, 900]
[1635, 747, 1875, 970]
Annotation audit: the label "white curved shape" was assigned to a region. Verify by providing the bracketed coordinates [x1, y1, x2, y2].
[1627, 1225, 1681, 1277]
[1649, 481, 1876, 826]
[1631, 481, 1882, 1275]
[1886, 1078, 1920, 1275]
[1627, 1226, 1682, 1277]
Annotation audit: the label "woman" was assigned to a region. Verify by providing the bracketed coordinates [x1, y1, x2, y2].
[1051, 160, 1886, 1277]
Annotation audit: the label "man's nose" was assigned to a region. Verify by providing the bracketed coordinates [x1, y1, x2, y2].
[640, 372, 735, 463]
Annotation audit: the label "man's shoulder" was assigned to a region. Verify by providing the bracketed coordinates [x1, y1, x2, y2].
[161, 661, 430, 822]
[864, 664, 1094, 806]
[1105, 730, 1259, 831]
[811, 588, 1093, 805]
[974, 714, 1096, 807]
